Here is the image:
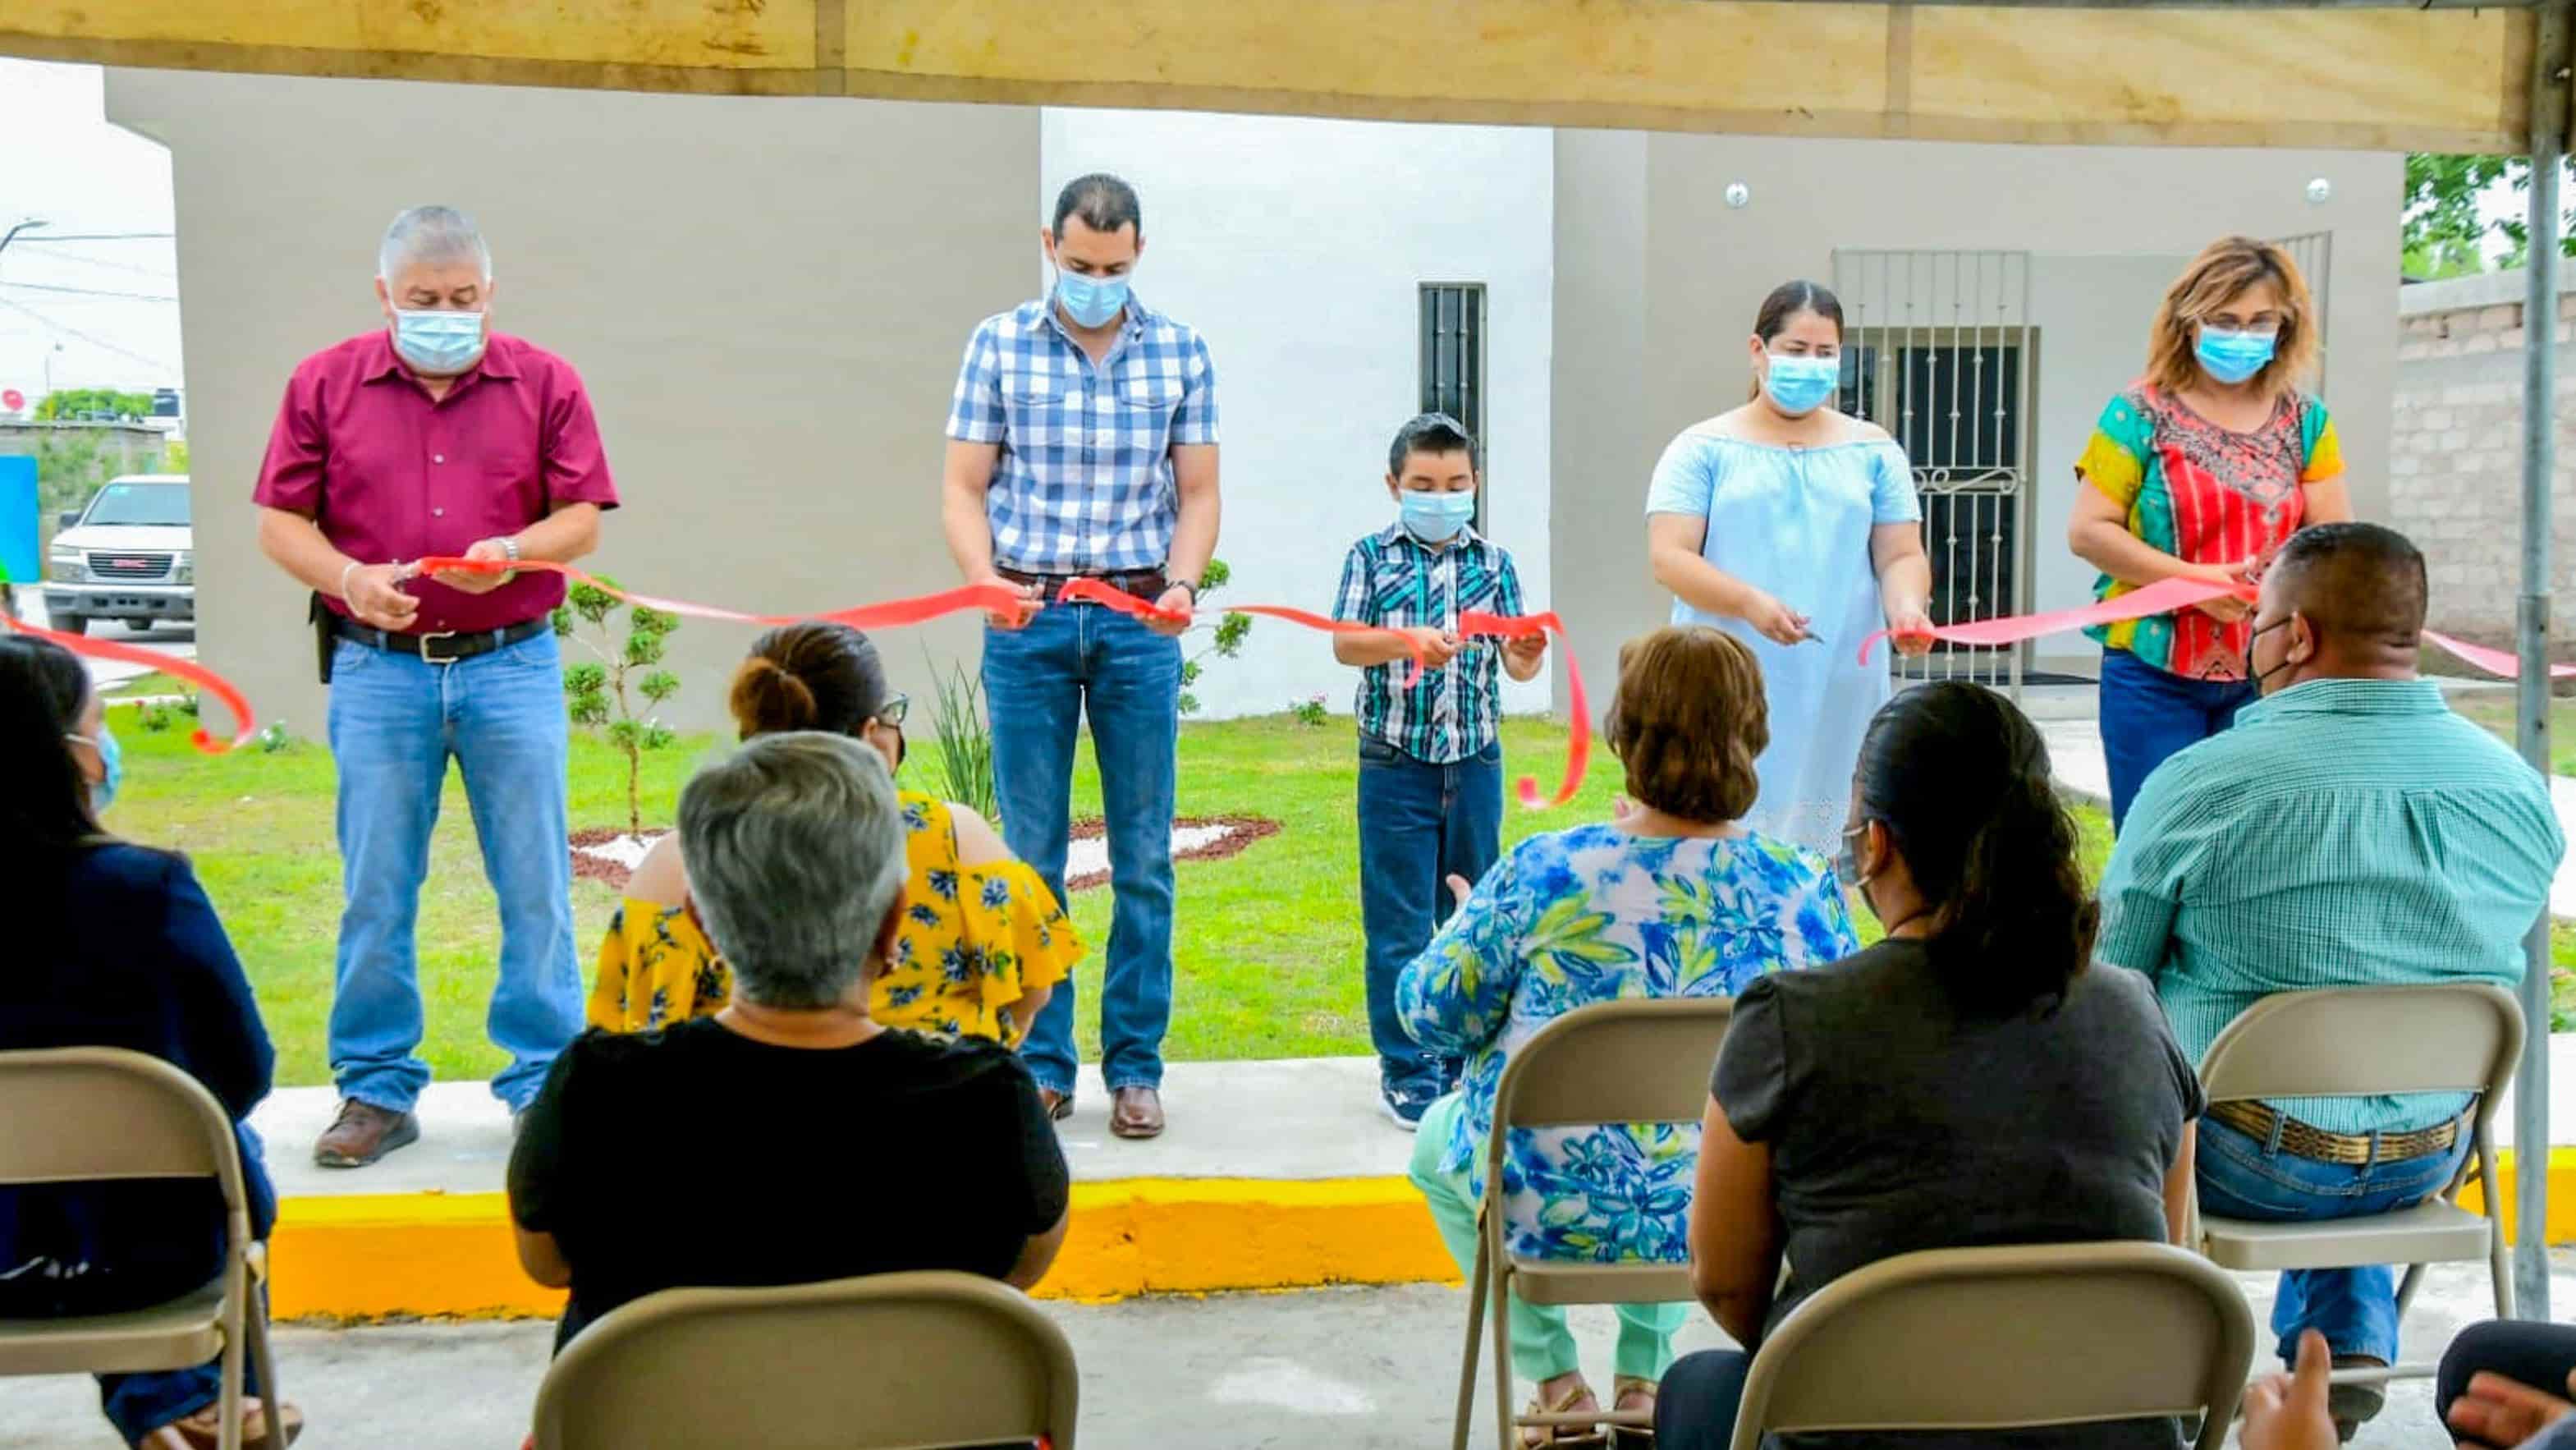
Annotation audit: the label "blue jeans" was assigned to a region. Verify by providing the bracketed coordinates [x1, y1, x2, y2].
[2099, 648, 2256, 832]
[0, 1241, 271, 1445]
[326, 630, 582, 1113]
[983, 603, 1181, 1095]
[2198, 1114, 2473, 1366]
[1359, 736, 1501, 1094]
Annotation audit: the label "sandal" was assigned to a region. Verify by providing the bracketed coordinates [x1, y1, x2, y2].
[1608, 1375, 1657, 1447]
[1522, 1382, 1609, 1448]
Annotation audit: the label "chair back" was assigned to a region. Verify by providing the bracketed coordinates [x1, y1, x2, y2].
[530, 1271, 1079, 1450]
[2196, 984, 2523, 1117]
[0, 1047, 245, 1207]
[1728, 1242, 2255, 1450]
[1483, 997, 1735, 1174]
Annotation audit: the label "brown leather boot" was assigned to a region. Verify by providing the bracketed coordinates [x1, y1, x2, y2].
[313, 1099, 419, 1168]
[1110, 1085, 1165, 1140]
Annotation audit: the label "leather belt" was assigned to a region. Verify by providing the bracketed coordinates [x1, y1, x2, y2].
[2208, 1099, 2461, 1168]
[337, 616, 551, 665]
[997, 567, 1170, 605]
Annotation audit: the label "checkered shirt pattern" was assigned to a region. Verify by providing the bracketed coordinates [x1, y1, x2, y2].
[1332, 524, 1524, 764]
[945, 294, 1217, 575]
[2096, 677, 2563, 1134]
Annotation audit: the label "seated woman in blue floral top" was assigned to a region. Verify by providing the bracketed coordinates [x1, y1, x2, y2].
[1400, 626, 1857, 1446]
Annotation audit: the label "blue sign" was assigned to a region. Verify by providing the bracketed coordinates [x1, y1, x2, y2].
[0, 456, 34, 588]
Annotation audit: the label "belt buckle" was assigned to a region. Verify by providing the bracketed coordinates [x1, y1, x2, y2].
[417, 630, 465, 665]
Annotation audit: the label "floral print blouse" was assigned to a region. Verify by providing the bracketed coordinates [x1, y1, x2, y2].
[588, 791, 1083, 1044]
[1398, 824, 1857, 1264]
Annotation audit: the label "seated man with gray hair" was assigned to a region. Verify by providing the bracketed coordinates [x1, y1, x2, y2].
[505, 732, 1070, 1353]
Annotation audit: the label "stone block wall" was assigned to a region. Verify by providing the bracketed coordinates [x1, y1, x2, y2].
[2389, 273, 2576, 645]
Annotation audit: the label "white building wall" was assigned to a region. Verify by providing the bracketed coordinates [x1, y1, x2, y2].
[1041, 110, 1554, 720]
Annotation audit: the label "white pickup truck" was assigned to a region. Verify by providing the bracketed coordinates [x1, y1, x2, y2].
[44, 473, 194, 636]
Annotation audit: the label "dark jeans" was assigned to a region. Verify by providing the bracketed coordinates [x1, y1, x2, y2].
[1358, 736, 1501, 1094]
[2441, 1319, 2576, 1450]
[2098, 649, 2255, 833]
[983, 602, 1182, 1095]
[0, 1264, 268, 1444]
[1657, 1348, 1753, 1449]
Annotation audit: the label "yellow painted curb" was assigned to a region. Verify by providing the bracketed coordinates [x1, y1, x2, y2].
[269, 1177, 1458, 1321]
[263, 1150, 2576, 1322]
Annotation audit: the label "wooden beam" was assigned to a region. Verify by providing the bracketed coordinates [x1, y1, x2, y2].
[0, 1, 2537, 153]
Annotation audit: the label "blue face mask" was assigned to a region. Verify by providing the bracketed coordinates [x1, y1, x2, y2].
[392, 308, 488, 375]
[1055, 270, 1130, 329]
[1399, 489, 1478, 544]
[2195, 326, 2276, 386]
[1763, 351, 1841, 415]
[66, 726, 121, 815]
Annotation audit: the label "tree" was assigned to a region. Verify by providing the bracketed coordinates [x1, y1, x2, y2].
[163, 438, 190, 474]
[552, 577, 681, 838]
[1178, 558, 1254, 718]
[34, 388, 155, 423]
[2404, 154, 2575, 279]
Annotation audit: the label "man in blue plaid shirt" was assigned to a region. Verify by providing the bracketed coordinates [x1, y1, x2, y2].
[941, 173, 1220, 1141]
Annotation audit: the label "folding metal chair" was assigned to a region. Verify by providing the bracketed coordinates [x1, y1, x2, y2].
[1449, 997, 1736, 1450]
[2191, 982, 2524, 1388]
[531, 1269, 1079, 1449]
[0, 1046, 284, 1450]
[1728, 1241, 2256, 1450]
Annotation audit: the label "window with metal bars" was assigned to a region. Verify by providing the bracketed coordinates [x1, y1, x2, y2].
[1419, 283, 1487, 527]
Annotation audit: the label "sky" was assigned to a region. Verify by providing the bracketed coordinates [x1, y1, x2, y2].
[0, 59, 182, 408]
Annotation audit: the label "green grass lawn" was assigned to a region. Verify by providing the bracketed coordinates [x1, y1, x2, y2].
[2446, 689, 2576, 777]
[103, 704, 2576, 1088]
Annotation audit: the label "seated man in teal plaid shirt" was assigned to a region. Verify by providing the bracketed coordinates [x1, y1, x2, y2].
[2097, 521, 2561, 1439]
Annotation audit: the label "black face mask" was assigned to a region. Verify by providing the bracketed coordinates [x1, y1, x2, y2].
[2247, 616, 2297, 694]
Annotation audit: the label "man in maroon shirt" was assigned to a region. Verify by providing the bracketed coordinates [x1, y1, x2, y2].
[254, 205, 618, 1168]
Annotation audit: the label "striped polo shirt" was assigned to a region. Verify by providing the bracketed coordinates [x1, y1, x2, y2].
[1332, 523, 1524, 764]
[2096, 677, 2563, 1134]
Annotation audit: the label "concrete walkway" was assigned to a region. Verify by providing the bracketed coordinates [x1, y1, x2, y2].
[2, 1261, 2562, 1449]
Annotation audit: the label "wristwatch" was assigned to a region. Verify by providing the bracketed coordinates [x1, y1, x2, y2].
[1169, 576, 1200, 605]
[497, 536, 524, 565]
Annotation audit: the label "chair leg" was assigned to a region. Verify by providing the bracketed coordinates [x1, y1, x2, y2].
[1454, 1232, 1491, 1450]
[245, 1291, 286, 1450]
[1492, 1255, 1519, 1450]
[218, 1279, 247, 1450]
[2394, 1262, 2428, 1322]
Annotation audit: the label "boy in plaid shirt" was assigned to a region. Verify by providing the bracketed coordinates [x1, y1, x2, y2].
[1332, 414, 1545, 1128]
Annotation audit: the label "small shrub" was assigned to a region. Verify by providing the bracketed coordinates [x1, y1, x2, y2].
[1290, 693, 1330, 728]
[553, 576, 681, 838]
[1179, 558, 1254, 718]
[924, 649, 999, 823]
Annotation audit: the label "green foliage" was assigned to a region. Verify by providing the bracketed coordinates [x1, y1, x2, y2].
[1179, 557, 1253, 718]
[924, 649, 999, 822]
[2403, 154, 2576, 279]
[1290, 693, 1329, 728]
[34, 388, 154, 423]
[162, 438, 189, 475]
[34, 433, 114, 544]
[555, 571, 683, 837]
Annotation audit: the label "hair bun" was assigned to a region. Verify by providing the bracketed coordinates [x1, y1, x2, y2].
[728, 655, 819, 736]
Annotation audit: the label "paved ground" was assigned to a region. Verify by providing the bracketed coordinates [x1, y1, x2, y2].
[4, 1261, 2564, 1448]
[15, 588, 197, 692]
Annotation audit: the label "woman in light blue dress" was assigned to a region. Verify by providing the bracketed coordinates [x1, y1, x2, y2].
[1645, 280, 1935, 856]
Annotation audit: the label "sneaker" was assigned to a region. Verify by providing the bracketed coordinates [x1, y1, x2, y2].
[2327, 1356, 2388, 1441]
[1380, 1081, 1439, 1131]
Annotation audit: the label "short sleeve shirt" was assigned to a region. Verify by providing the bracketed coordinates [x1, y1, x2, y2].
[509, 1020, 1069, 1350]
[1714, 942, 2202, 1361]
[2075, 385, 2341, 680]
[251, 331, 620, 634]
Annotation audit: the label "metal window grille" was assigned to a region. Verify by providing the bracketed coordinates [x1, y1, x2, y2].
[1419, 283, 1487, 528]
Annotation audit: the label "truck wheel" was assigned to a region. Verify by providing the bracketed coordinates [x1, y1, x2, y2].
[53, 612, 88, 636]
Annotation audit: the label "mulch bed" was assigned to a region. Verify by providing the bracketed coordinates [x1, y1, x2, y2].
[1065, 814, 1283, 893]
[571, 816, 1285, 896]
[569, 826, 667, 893]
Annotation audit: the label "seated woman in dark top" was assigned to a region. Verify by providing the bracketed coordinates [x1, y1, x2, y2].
[507, 730, 1071, 1355]
[1656, 681, 2205, 1449]
[0, 635, 302, 1450]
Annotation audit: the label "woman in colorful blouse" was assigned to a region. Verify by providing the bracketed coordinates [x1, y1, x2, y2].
[2069, 235, 2350, 830]
[589, 622, 1080, 1044]
[1400, 626, 1858, 1446]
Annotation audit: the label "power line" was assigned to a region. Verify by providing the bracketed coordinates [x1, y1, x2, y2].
[0, 281, 176, 303]
[0, 294, 174, 373]
[14, 242, 176, 281]
[25, 232, 175, 242]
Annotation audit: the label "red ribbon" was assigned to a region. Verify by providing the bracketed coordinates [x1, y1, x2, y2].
[407, 558, 1033, 631]
[1059, 578, 1590, 808]
[1859, 574, 2576, 681]
[1, 609, 260, 754]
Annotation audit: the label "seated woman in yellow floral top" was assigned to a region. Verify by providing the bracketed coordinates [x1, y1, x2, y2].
[589, 622, 1080, 1044]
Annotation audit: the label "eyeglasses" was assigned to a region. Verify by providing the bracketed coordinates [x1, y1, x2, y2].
[875, 694, 910, 727]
